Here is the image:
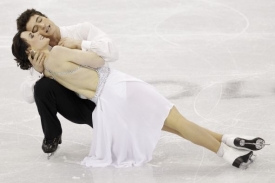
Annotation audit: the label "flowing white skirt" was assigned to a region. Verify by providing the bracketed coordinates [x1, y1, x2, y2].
[81, 69, 173, 168]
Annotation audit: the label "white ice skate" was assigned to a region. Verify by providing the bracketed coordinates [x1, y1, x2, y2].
[222, 134, 269, 151]
[220, 143, 256, 169]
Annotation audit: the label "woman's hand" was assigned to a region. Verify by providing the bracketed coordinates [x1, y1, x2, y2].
[28, 51, 46, 73]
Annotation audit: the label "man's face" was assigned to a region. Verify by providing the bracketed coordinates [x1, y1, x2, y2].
[26, 14, 57, 38]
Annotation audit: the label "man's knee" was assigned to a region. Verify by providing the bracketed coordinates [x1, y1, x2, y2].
[34, 77, 59, 100]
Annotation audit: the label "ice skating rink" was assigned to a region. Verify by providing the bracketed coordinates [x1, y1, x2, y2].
[1, 0, 275, 182]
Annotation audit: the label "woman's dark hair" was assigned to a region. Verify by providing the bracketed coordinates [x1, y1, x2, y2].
[11, 31, 32, 70]
[17, 9, 47, 31]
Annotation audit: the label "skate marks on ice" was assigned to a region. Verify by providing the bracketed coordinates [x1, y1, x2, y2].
[1, 0, 275, 182]
[154, 0, 249, 49]
[149, 79, 275, 101]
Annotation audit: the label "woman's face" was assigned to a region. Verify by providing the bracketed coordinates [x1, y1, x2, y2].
[20, 31, 50, 52]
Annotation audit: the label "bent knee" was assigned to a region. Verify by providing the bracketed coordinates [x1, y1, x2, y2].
[34, 77, 60, 99]
[164, 106, 186, 129]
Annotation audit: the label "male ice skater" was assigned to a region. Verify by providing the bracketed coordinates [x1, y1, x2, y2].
[16, 9, 119, 156]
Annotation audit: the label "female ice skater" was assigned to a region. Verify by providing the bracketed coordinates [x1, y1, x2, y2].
[12, 31, 266, 169]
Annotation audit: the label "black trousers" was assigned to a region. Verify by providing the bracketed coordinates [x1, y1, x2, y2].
[34, 77, 96, 139]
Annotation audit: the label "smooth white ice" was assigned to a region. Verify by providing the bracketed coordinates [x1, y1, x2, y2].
[1, 0, 275, 182]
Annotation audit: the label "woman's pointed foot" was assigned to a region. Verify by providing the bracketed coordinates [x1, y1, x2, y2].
[218, 143, 256, 169]
[232, 151, 256, 169]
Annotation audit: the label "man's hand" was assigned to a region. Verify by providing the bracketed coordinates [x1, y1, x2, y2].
[28, 51, 46, 73]
[58, 37, 82, 49]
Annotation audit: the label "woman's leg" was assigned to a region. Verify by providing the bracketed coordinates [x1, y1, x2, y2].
[161, 125, 182, 137]
[200, 127, 223, 142]
[162, 106, 266, 152]
[162, 106, 221, 153]
[162, 106, 257, 169]
[162, 124, 223, 142]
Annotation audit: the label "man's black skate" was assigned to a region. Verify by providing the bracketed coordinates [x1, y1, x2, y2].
[42, 135, 62, 159]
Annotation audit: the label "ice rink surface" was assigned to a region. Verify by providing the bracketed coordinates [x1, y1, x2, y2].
[1, 0, 275, 182]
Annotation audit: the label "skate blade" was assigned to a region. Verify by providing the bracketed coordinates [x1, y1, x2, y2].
[245, 143, 270, 145]
[239, 155, 256, 170]
[47, 146, 59, 160]
[238, 138, 269, 150]
[47, 153, 53, 160]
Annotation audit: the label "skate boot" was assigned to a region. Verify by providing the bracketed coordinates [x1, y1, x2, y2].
[42, 135, 62, 159]
[217, 143, 256, 169]
[222, 134, 268, 151]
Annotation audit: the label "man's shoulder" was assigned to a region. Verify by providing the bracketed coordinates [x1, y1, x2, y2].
[60, 22, 92, 37]
[61, 22, 91, 29]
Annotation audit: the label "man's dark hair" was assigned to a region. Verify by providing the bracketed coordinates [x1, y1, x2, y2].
[16, 9, 47, 31]
[11, 31, 32, 70]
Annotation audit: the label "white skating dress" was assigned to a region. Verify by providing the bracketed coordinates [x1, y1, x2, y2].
[80, 66, 174, 168]
[47, 65, 173, 168]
